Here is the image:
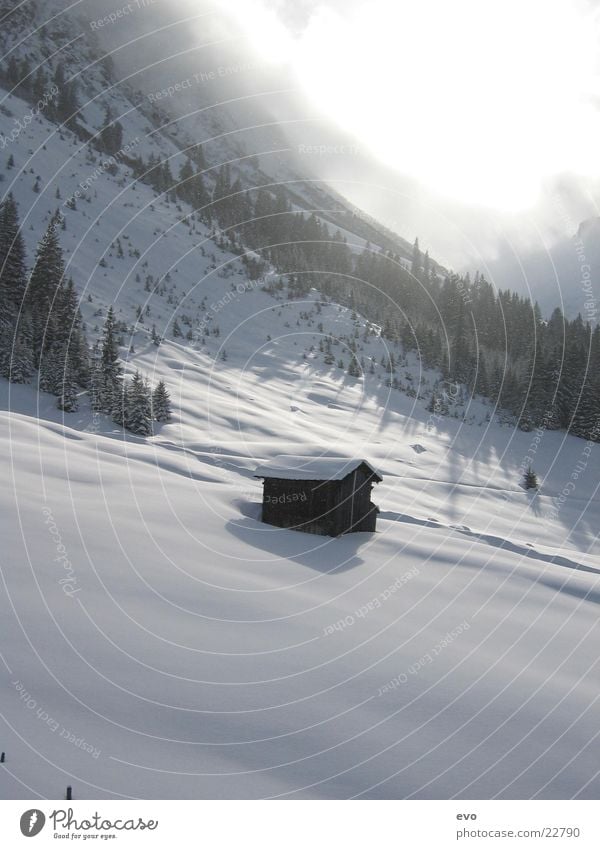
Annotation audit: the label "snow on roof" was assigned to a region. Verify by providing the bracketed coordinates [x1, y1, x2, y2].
[254, 455, 382, 482]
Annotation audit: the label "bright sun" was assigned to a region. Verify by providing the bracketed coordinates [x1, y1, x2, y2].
[224, 0, 600, 211]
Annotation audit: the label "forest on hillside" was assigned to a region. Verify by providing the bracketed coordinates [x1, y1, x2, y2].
[1, 57, 598, 443]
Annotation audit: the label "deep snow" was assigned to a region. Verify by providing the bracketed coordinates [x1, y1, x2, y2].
[0, 62, 598, 801]
[1, 328, 599, 799]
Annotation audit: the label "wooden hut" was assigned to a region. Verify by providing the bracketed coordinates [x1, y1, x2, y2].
[254, 455, 382, 536]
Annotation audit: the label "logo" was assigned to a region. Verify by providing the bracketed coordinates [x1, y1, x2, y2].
[20, 810, 45, 837]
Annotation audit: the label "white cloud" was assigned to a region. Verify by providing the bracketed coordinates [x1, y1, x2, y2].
[224, 0, 600, 212]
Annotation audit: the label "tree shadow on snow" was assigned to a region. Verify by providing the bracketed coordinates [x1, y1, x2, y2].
[526, 489, 544, 517]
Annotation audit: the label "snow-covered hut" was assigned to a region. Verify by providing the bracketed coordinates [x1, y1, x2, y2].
[254, 455, 382, 536]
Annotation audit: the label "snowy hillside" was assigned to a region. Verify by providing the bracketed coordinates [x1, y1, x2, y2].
[0, 0, 599, 803]
[2, 324, 599, 799]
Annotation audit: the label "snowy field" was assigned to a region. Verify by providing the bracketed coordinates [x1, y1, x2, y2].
[0, 57, 598, 801]
[1, 330, 599, 800]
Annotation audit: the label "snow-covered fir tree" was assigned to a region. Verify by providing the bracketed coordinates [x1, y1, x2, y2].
[0, 193, 30, 380]
[98, 306, 122, 412]
[152, 380, 172, 422]
[56, 363, 79, 412]
[123, 371, 153, 436]
[25, 211, 66, 367]
[523, 466, 539, 490]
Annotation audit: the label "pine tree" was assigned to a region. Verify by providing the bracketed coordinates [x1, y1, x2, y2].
[89, 348, 103, 412]
[32, 67, 48, 101]
[523, 466, 539, 490]
[152, 380, 171, 422]
[99, 306, 122, 411]
[0, 194, 30, 379]
[572, 326, 600, 439]
[161, 159, 174, 196]
[39, 341, 65, 394]
[15, 57, 31, 97]
[26, 213, 65, 366]
[212, 164, 234, 227]
[348, 354, 361, 377]
[5, 56, 19, 86]
[52, 63, 78, 127]
[0, 193, 27, 310]
[56, 365, 79, 412]
[124, 371, 152, 435]
[422, 250, 430, 282]
[8, 337, 34, 383]
[56, 278, 89, 386]
[191, 165, 208, 211]
[410, 237, 421, 278]
[177, 160, 195, 205]
[111, 376, 127, 427]
[99, 106, 123, 155]
[447, 282, 473, 385]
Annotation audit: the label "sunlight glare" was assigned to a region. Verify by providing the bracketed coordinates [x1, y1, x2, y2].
[224, 0, 600, 211]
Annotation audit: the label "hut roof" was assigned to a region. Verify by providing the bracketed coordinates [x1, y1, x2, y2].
[254, 455, 382, 482]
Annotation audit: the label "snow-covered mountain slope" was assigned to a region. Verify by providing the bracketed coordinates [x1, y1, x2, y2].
[0, 0, 421, 260]
[0, 75, 439, 411]
[1, 330, 599, 800]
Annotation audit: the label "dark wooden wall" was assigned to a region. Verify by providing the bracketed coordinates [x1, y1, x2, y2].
[261, 464, 379, 536]
[329, 465, 378, 534]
